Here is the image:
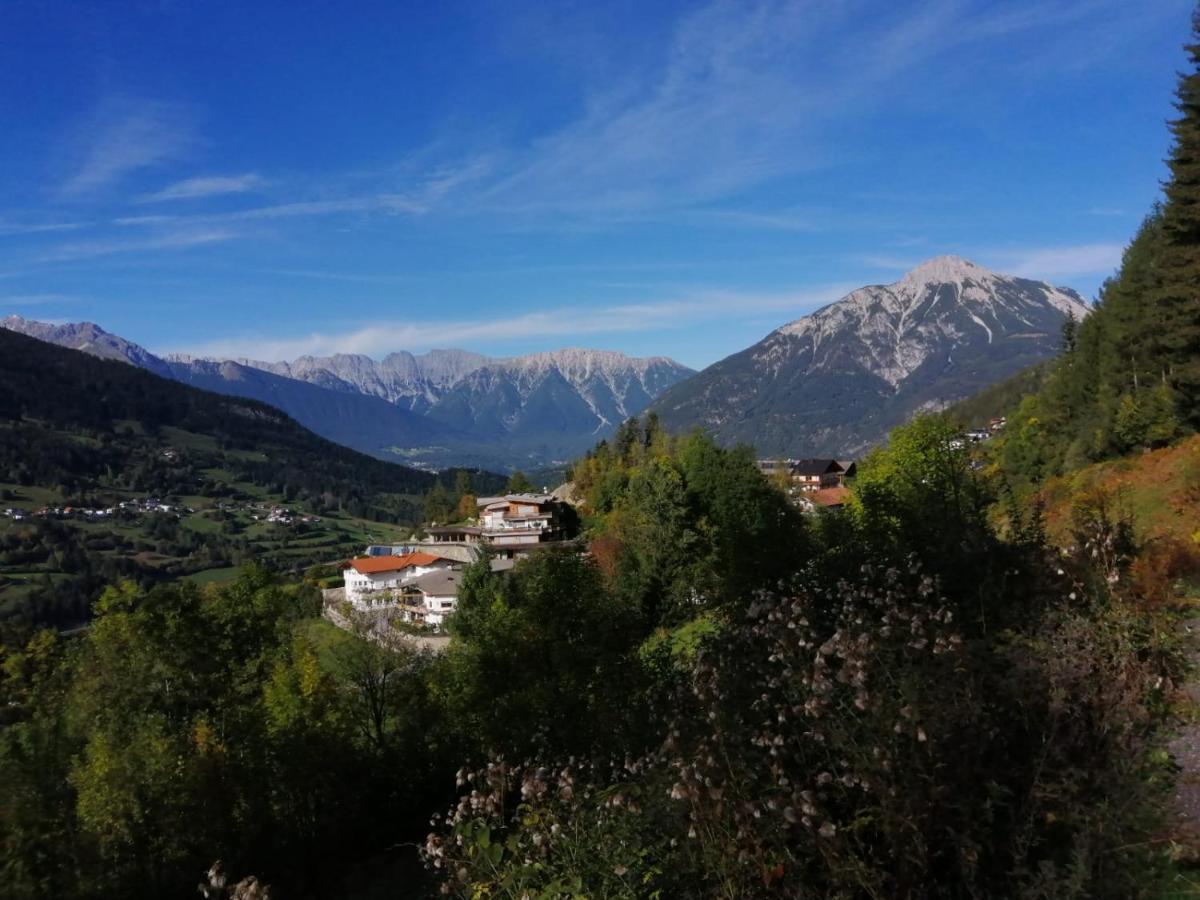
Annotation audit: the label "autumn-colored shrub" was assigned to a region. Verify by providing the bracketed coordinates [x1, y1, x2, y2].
[1131, 536, 1200, 607]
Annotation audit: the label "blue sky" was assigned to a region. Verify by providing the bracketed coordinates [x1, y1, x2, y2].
[0, 0, 1190, 369]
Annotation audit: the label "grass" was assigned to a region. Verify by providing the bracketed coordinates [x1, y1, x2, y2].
[184, 566, 242, 585]
[159, 426, 219, 452]
[181, 514, 223, 534]
[295, 617, 359, 675]
[1038, 436, 1200, 547]
[0, 483, 68, 507]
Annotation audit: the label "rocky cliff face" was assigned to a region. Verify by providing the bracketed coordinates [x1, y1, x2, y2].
[651, 256, 1089, 457]
[427, 349, 693, 445]
[238, 349, 491, 412]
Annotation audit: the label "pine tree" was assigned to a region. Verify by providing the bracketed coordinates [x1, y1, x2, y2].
[1113, 392, 1146, 452]
[453, 469, 474, 498]
[1152, 11, 1200, 425]
[505, 470, 535, 493]
[423, 480, 453, 524]
[1145, 382, 1180, 446]
[1060, 311, 1078, 353]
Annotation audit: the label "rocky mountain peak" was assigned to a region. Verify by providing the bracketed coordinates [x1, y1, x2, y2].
[898, 255, 992, 288]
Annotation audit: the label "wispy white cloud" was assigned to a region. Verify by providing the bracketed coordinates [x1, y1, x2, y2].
[460, 0, 1136, 219]
[0, 293, 81, 307]
[108, 192, 431, 230]
[0, 219, 89, 236]
[857, 254, 922, 271]
[139, 173, 265, 203]
[58, 97, 195, 197]
[217, 194, 426, 221]
[36, 228, 240, 263]
[857, 242, 1125, 282]
[112, 214, 179, 226]
[171, 282, 854, 361]
[992, 243, 1124, 280]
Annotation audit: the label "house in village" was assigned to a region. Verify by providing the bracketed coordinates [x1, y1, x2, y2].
[342, 551, 456, 609]
[332, 493, 573, 633]
[338, 552, 522, 632]
[790, 459, 844, 492]
[758, 458, 854, 493]
[397, 569, 463, 629]
[427, 493, 568, 558]
[424, 524, 485, 548]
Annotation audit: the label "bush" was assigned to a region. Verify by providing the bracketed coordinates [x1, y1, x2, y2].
[1130, 536, 1200, 607]
[428, 560, 1177, 898]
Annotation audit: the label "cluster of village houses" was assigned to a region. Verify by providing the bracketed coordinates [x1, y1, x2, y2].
[949, 416, 1006, 450]
[0, 498, 322, 526]
[337, 492, 572, 630]
[254, 506, 321, 525]
[1, 497, 191, 522]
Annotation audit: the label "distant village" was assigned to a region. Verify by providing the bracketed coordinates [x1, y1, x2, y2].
[1, 498, 319, 525]
[2, 497, 193, 523]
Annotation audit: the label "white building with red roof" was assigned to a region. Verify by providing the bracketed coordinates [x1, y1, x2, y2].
[342, 551, 455, 608]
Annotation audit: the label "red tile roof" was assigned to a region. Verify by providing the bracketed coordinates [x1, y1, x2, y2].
[347, 552, 444, 575]
[811, 486, 850, 507]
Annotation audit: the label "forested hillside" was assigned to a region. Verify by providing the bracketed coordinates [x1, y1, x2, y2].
[0, 328, 443, 502]
[0, 329, 502, 634]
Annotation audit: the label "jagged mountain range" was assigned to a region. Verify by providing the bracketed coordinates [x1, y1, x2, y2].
[2, 255, 1089, 466]
[1, 315, 693, 470]
[650, 256, 1089, 456]
[216, 348, 491, 413]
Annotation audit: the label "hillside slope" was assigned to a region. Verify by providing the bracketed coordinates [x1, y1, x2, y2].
[0, 328, 504, 631]
[165, 356, 463, 456]
[0, 328, 487, 509]
[1033, 434, 1200, 547]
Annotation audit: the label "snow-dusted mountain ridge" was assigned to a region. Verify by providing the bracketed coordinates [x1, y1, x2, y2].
[197, 346, 693, 428]
[651, 256, 1089, 457]
[3, 314, 693, 469]
[777, 256, 1088, 386]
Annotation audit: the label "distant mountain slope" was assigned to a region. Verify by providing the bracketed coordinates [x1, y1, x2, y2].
[164, 357, 462, 454]
[1, 315, 175, 379]
[0, 327, 451, 509]
[2, 315, 694, 469]
[651, 257, 1089, 457]
[2, 315, 455, 459]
